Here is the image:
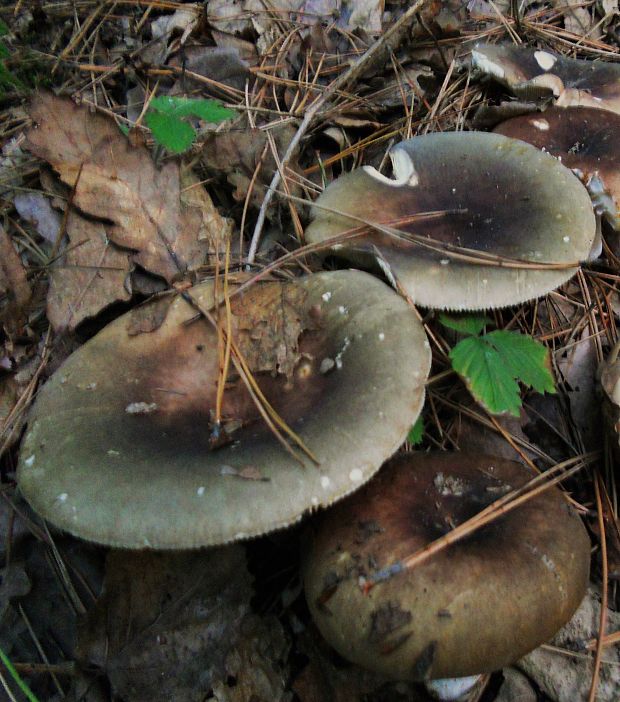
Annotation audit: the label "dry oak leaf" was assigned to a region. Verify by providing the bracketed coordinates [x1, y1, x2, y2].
[0, 224, 30, 324]
[25, 93, 231, 283]
[46, 210, 132, 332]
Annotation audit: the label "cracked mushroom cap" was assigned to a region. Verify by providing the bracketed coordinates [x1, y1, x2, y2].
[17, 270, 430, 549]
[303, 453, 590, 680]
[472, 44, 620, 114]
[494, 106, 620, 231]
[305, 132, 595, 310]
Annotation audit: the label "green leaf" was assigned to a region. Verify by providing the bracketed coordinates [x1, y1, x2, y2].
[449, 330, 555, 417]
[145, 97, 235, 153]
[0, 19, 8, 37]
[407, 416, 424, 445]
[450, 335, 523, 416]
[144, 109, 196, 154]
[485, 330, 556, 394]
[439, 313, 492, 337]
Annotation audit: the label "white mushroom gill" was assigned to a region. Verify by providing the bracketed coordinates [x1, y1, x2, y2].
[363, 146, 419, 187]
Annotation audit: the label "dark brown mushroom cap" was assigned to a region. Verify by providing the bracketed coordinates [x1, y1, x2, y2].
[493, 106, 620, 230]
[17, 270, 430, 549]
[305, 132, 596, 310]
[303, 453, 590, 680]
[472, 44, 620, 114]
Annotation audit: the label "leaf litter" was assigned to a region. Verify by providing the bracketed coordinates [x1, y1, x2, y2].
[1, 1, 620, 701]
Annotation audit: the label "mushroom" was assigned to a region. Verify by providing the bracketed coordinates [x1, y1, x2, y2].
[471, 43, 620, 115]
[493, 106, 620, 232]
[302, 453, 590, 699]
[17, 270, 431, 548]
[305, 132, 596, 310]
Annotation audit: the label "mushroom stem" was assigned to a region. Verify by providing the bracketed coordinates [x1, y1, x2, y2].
[425, 675, 482, 701]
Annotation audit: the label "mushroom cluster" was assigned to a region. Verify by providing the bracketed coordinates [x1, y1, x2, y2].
[15, 83, 597, 701]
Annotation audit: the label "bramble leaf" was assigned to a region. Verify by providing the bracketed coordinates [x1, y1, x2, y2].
[407, 415, 424, 445]
[449, 335, 523, 416]
[449, 329, 555, 416]
[484, 330, 555, 395]
[439, 313, 492, 336]
[145, 96, 236, 154]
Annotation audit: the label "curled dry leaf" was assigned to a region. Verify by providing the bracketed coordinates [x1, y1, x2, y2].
[25, 93, 231, 284]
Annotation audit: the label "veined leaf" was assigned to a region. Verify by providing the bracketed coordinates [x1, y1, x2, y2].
[439, 313, 492, 336]
[485, 330, 555, 394]
[449, 335, 523, 416]
[449, 330, 555, 417]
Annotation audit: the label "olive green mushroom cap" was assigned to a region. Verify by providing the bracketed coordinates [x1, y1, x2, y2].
[472, 44, 620, 114]
[303, 453, 590, 680]
[494, 106, 620, 230]
[305, 132, 596, 310]
[18, 270, 430, 549]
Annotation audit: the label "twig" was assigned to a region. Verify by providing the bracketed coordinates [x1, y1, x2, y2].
[246, 0, 430, 263]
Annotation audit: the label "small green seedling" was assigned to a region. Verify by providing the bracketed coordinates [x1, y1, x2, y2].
[407, 415, 424, 445]
[440, 313, 555, 417]
[145, 96, 235, 153]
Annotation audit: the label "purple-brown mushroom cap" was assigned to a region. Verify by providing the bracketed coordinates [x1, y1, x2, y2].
[472, 44, 620, 114]
[303, 453, 590, 680]
[305, 132, 596, 310]
[494, 106, 620, 230]
[17, 270, 430, 549]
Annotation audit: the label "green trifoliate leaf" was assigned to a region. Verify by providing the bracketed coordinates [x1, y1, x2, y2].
[439, 313, 492, 336]
[449, 331, 555, 417]
[407, 415, 424, 445]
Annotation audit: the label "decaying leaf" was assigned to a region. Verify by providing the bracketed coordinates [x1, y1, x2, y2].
[202, 125, 302, 209]
[47, 210, 132, 332]
[231, 281, 311, 378]
[25, 93, 231, 284]
[0, 223, 30, 324]
[77, 547, 253, 702]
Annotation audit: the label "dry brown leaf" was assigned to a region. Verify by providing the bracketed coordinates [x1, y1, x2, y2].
[231, 282, 310, 378]
[202, 125, 302, 209]
[46, 210, 132, 332]
[0, 224, 30, 324]
[26, 93, 231, 283]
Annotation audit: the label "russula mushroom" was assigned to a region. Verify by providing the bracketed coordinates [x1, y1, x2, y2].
[472, 43, 620, 114]
[17, 270, 431, 548]
[305, 132, 596, 310]
[494, 106, 620, 232]
[302, 453, 590, 698]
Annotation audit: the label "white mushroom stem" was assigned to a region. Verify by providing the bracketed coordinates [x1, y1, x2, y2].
[425, 675, 482, 701]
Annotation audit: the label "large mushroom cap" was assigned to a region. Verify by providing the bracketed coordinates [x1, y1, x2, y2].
[303, 453, 590, 680]
[472, 44, 620, 114]
[305, 132, 596, 310]
[18, 270, 430, 549]
[494, 106, 620, 230]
